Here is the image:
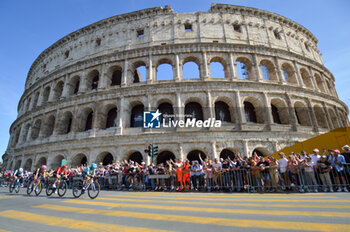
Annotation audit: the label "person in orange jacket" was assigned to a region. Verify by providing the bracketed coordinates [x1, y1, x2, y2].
[182, 160, 191, 191]
[171, 159, 183, 191]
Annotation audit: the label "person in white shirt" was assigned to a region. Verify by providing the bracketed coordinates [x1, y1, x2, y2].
[278, 152, 290, 188]
[309, 149, 321, 166]
[212, 158, 222, 189]
[302, 155, 318, 192]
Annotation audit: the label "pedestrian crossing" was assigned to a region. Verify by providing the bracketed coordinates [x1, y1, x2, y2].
[1, 191, 350, 232]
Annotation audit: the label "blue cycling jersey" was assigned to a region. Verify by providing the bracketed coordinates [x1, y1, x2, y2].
[84, 167, 96, 176]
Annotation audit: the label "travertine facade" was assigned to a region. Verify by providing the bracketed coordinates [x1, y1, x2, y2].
[3, 4, 349, 170]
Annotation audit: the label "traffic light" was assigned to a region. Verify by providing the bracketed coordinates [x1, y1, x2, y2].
[152, 145, 158, 157]
[145, 144, 158, 163]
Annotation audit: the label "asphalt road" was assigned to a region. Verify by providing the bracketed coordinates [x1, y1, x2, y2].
[0, 187, 350, 232]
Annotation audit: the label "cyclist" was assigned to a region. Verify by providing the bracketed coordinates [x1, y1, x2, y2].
[82, 163, 97, 192]
[30, 165, 47, 186]
[52, 164, 68, 188]
[12, 168, 24, 187]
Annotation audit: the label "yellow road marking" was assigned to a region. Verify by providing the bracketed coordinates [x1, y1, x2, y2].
[108, 193, 336, 199]
[0, 229, 11, 232]
[0, 210, 171, 232]
[63, 199, 350, 218]
[35, 204, 350, 232]
[104, 195, 350, 203]
[0, 196, 14, 200]
[97, 197, 350, 209]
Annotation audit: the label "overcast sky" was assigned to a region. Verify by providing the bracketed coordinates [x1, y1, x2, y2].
[1, 0, 349, 162]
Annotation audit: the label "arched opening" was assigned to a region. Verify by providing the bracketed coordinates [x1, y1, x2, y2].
[326, 81, 334, 96]
[156, 151, 176, 164]
[260, 60, 277, 81]
[42, 86, 50, 103]
[156, 61, 173, 81]
[105, 107, 118, 129]
[315, 74, 325, 92]
[111, 68, 122, 86]
[183, 60, 200, 79]
[85, 112, 93, 131]
[187, 150, 207, 164]
[220, 149, 236, 160]
[185, 102, 203, 121]
[294, 102, 311, 126]
[87, 70, 99, 90]
[158, 102, 174, 123]
[215, 101, 232, 123]
[59, 111, 73, 134]
[24, 159, 32, 171]
[71, 154, 88, 167]
[51, 155, 65, 168]
[236, 57, 253, 80]
[53, 81, 64, 100]
[22, 123, 30, 142]
[31, 119, 42, 140]
[36, 157, 47, 169]
[210, 61, 225, 78]
[281, 63, 297, 84]
[252, 148, 267, 157]
[80, 108, 93, 132]
[14, 160, 22, 170]
[244, 101, 257, 123]
[33, 92, 40, 108]
[314, 105, 328, 128]
[13, 128, 21, 146]
[300, 68, 313, 88]
[328, 109, 339, 129]
[128, 152, 143, 164]
[130, 104, 144, 127]
[44, 115, 55, 137]
[271, 99, 289, 125]
[26, 98, 32, 111]
[68, 76, 80, 96]
[133, 62, 146, 83]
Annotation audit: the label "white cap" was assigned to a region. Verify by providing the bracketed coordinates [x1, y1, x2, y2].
[313, 148, 319, 153]
[342, 145, 350, 150]
[141, 162, 145, 164]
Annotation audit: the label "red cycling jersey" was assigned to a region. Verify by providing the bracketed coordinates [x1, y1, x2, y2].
[55, 167, 68, 175]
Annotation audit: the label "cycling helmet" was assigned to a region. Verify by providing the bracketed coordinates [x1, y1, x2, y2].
[91, 163, 97, 169]
[63, 164, 68, 169]
[41, 165, 47, 170]
[19, 168, 23, 173]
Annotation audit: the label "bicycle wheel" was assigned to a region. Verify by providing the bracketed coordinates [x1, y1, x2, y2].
[88, 181, 100, 199]
[57, 181, 67, 197]
[15, 182, 20, 193]
[9, 182, 14, 193]
[46, 186, 54, 196]
[27, 183, 34, 195]
[72, 181, 83, 198]
[35, 182, 43, 196]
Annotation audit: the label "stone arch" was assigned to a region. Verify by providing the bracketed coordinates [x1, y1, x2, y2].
[128, 151, 143, 164]
[313, 105, 328, 128]
[182, 56, 201, 79]
[252, 147, 270, 157]
[130, 103, 144, 127]
[108, 65, 122, 86]
[79, 107, 94, 132]
[270, 98, 289, 124]
[281, 63, 297, 84]
[22, 123, 31, 142]
[12, 128, 21, 146]
[219, 148, 237, 160]
[185, 102, 203, 121]
[300, 68, 313, 88]
[86, 69, 99, 90]
[43, 115, 55, 137]
[14, 159, 22, 170]
[314, 73, 325, 92]
[156, 58, 173, 81]
[24, 159, 33, 171]
[187, 150, 207, 164]
[71, 153, 88, 167]
[42, 86, 50, 103]
[243, 97, 264, 124]
[26, 97, 32, 111]
[156, 151, 176, 165]
[132, 61, 147, 83]
[35, 157, 47, 169]
[33, 91, 40, 108]
[50, 154, 65, 168]
[52, 81, 64, 101]
[105, 105, 118, 129]
[58, 111, 73, 134]
[328, 108, 339, 129]
[96, 152, 114, 165]
[260, 59, 277, 81]
[294, 101, 311, 126]
[326, 80, 334, 96]
[214, 101, 232, 123]
[236, 57, 253, 80]
[67, 75, 80, 96]
[209, 57, 228, 78]
[31, 119, 42, 140]
[158, 102, 174, 123]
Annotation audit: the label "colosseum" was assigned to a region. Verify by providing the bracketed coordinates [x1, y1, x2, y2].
[3, 3, 349, 170]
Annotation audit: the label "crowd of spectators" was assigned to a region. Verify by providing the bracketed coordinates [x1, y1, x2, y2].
[1, 145, 350, 193]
